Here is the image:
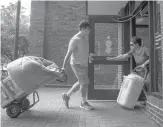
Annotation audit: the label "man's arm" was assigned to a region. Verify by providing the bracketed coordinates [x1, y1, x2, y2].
[62, 39, 77, 69]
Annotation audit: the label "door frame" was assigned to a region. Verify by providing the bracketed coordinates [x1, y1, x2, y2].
[88, 15, 130, 100]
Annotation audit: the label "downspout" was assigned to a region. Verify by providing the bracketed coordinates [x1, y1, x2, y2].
[43, 1, 48, 59]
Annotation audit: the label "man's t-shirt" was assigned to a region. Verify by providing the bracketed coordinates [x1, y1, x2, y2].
[70, 37, 89, 66]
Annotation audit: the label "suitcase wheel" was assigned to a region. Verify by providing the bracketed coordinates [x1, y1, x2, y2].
[6, 104, 21, 118]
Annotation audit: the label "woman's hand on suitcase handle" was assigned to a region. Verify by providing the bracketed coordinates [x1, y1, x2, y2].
[139, 64, 145, 69]
[134, 64, 147, 73]
[135, 64, 145, 70]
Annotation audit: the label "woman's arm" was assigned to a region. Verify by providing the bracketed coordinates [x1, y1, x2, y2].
[106, 49, 134, 61]
[139, 59, 149, 68]
[106, 54, 127, 60]
[143, 59, 149, 66]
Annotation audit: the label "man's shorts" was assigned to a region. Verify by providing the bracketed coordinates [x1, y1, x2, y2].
[71, 64, 89, 85]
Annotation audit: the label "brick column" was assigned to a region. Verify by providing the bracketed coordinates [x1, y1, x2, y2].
[117, 8, 124, 87]
[28, 1, 46, 57]
[160, 1, 163, 95]
[117, 23, 123, 87]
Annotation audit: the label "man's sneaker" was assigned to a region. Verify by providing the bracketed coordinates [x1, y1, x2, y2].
[62, 93, 70, 108]
[80, 102, 94, 110]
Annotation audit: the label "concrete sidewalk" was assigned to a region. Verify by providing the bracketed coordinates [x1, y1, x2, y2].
[1, 88, 160, 127]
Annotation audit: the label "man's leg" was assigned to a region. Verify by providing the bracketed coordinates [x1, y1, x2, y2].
[62, 82, 80, 108]
[74, 66, 93, 110]
[78, 73, 88, 104]
[67, 81, 80, 97]
[62, 65, 81, 108]
[62, 77, 88, 108]
[79, 75, 93, 110]
[62, 64, 93, 110]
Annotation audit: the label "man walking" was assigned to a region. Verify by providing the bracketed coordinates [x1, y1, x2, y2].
[61, 20, 93, 110]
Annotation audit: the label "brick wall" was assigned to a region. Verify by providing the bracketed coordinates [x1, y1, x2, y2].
[145, 96, 163, 126]
[143, 1, 163, 127]
[28, 1, 46, 57]
[117, 23, 123, 87]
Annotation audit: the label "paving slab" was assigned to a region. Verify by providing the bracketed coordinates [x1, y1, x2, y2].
[1, 88, 160, 127]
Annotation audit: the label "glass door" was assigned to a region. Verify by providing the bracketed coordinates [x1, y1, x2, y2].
[88, 16, 130, 100]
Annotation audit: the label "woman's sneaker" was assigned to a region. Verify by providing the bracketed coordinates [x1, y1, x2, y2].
[80, 102, 94, 110]
[62, 93, 70, 108]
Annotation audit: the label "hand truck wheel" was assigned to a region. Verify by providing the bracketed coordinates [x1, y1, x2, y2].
[6, 104, 21, 118]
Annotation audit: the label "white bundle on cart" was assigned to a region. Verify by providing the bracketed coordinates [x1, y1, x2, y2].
[1, 56, 67, 118]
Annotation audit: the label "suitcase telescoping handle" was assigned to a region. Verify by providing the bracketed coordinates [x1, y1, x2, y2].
[134, 65, 149, 100]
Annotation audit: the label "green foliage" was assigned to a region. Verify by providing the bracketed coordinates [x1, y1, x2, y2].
[1, 2, 30, 62]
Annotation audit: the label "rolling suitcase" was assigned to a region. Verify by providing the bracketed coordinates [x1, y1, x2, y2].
[117, 67, 148, 109]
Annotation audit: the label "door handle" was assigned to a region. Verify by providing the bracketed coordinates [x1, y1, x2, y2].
[89, 56, 94, 63]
